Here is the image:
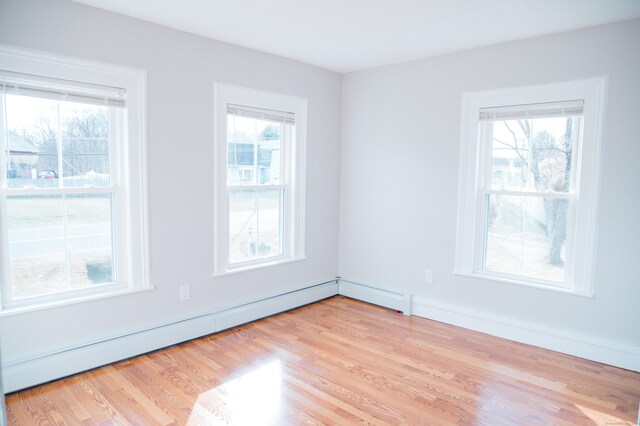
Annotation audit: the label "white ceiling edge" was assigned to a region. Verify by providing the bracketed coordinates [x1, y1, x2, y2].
[68, 0, 640, 73]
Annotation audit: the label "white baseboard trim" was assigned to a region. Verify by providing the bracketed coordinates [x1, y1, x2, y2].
[3, 280, 338, 393]
[338, 279, 412, 315]
[412, 296, 640, 372]
[216, 281, 339, 331]
[7, 279, 636, 393]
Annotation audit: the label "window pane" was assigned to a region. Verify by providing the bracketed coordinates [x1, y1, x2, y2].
[257, 189, 283, 257]
[7, 194, 115, 300]
[227, 114, 283, 185]
[5, 95, 58, 188]
[5, 94, 111, 189]
[483, 194, 566, 283]
[60, 102, 111, 187]
[8, 196, 66, 299]
[229, 189, 258, 263]
[229, 189, 283, 263]
[66, 194, 115, 287]
[489, 116, 579, 192]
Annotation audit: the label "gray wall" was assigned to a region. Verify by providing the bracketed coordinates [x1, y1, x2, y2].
[0, 0, 342, 364]
[340, 19, 640, 346]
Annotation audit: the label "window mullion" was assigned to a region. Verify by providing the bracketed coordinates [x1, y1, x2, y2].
[4, 186, 116, 196]
[477, 192, 490, 271]
[484, 189, 572, 198]
[563, 117, 582, 289]
[253, 119, 258, 185]
[227, 184, 284, 191]
[111, 188, 120, 284]
[62, 195, 71, 291]
[56, 101, 64, 185]
[476, 120, 493, 272]
[481, 121, 493, 191]
[254, 189, 260, 257]
[0, 92, 7, 190]
[0, 92, 11, 305]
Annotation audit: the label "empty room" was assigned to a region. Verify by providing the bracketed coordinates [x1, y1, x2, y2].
[0, 0, 639, 424]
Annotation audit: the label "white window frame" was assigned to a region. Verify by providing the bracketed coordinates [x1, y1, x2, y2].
[213, 83, 306, 276]
[455, 77, 608, 296]
[0, 45, 150, 314]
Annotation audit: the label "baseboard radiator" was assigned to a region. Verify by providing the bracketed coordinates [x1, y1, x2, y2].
[7, 278, 633, 392]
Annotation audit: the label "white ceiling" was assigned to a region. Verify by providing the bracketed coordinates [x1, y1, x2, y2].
[70, 0, 640, 73]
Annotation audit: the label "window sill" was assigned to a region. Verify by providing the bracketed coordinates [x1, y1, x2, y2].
[453, 269, 593, 298]
[213, 255, 307, 278]
[0, 285, 154, 317]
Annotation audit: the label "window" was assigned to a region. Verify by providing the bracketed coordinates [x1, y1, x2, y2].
[238, 167, 253, 181]
[0, 45, 149, 311]
[455, 78, 607, 296]
[213, 84, 306, 274]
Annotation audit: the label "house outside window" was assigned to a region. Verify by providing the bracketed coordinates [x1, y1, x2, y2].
[237, 167, 253, 181]
[213, 84, 306, 275]
[0, 45, 149, 312]
[455, 78, 607, 296]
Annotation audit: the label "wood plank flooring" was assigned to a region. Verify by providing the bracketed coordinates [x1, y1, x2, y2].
[6, 296, 640, 425]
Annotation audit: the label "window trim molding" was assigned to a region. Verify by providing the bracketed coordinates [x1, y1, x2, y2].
[0, 44, 151, 313]
[213, 83, 307, 276]
[454, 77, 608, 297]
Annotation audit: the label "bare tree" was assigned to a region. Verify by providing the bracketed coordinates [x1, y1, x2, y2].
[36, 121, 58, 173]
[546, 118, 573, 265]
[34, 109, 109, 176]
[63, 110, 109, 175]
[493, 118, 573, 265]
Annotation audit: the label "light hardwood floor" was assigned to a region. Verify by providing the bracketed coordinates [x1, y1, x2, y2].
[6, 296, 640, 425]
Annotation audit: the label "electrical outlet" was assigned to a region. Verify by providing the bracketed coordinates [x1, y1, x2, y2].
[424, 269, 434, 284]
[180, 284, 191, 301]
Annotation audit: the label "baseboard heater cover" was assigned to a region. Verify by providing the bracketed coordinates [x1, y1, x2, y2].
[338, 279, 412, 315]
[7, 278, 636, 392]
[2, 281, 338, 393]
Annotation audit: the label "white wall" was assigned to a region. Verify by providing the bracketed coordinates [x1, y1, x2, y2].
[0, 0, 341, 369]
[340, 19, 640, 348]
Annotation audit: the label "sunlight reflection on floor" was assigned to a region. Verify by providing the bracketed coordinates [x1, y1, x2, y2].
[575, 404, 635, 426]
[188, 360, 283, 425]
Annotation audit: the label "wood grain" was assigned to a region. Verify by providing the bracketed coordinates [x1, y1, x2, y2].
[6, 296, 640, 425]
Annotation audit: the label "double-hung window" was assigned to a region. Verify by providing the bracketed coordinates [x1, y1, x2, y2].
[0, 46, 149, 311]
[213, 84, 306, 275]
[455, 78, 607, 296]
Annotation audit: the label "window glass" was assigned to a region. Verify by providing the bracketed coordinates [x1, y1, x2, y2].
[0, 49, 148, 310]
[455, 78, 606, 296]
[480, 113, 579, 283]
[7, 194, 115, 300]
[5, 95, 111, 189]
[214, 84, 306, 274]
[3, 92, 118, 303]
[483, 194, 566, 282]
[227, 115, 282, 186]
[488, 116, 577, 193]
[7, 195, 65, 299]
[229, 188, 283, 263]
[226, 106, 290, 265]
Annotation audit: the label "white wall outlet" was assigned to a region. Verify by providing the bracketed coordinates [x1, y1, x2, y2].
[424, 269, 434, 284]
[180, 284, 191, 301]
